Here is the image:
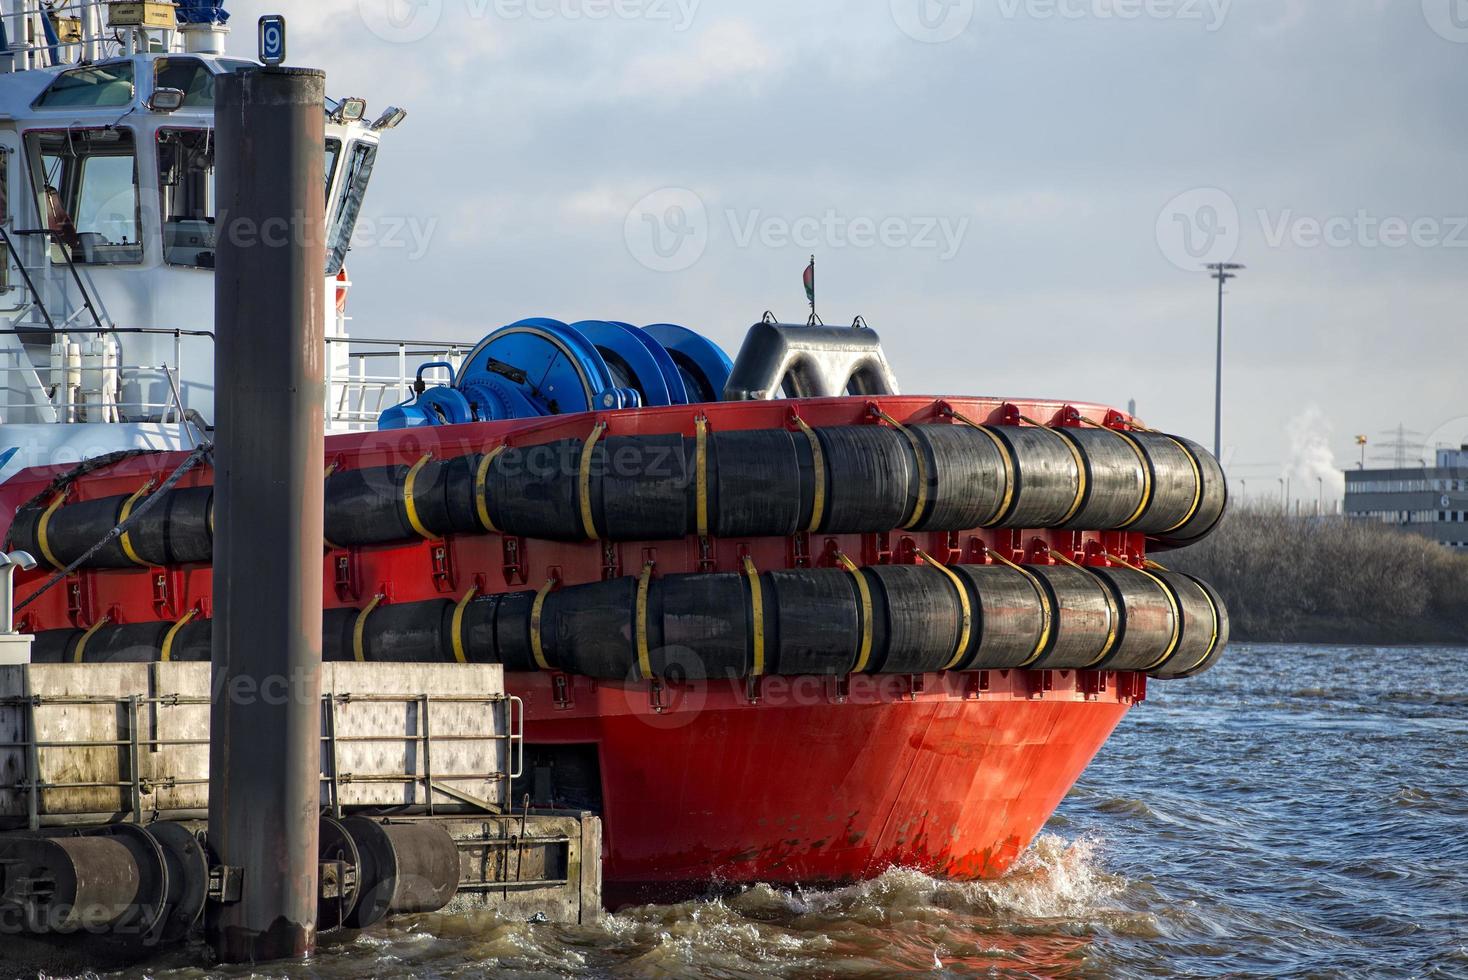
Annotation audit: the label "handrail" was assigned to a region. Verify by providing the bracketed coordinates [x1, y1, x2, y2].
[0, 225, 57, 331]
[328, 337, 474, 350]
[10, 228, 106, 330]
[0, 326, 217, 340]
[2, 688, 514, 827]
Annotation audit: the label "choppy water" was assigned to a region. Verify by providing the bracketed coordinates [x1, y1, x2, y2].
[88, 644, 1468, 978]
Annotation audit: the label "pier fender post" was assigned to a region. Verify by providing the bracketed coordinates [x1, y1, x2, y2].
[207, 65, 328, 964]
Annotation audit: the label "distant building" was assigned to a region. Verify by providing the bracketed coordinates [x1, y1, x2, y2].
[1344, 445, 1468, 551]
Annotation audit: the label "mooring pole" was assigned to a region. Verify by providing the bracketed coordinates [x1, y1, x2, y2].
[208, 67, 327, 964]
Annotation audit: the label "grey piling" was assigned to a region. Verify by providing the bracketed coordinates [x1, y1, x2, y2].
[207, 67, 327, 964]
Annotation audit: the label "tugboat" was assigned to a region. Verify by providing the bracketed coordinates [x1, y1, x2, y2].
[0, 3, 1228, 911]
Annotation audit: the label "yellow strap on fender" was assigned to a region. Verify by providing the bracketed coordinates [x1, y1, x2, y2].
[792, 416, 826, 533]
[353, 594, 383, 663]
[1173, 575, 1220, 676]
[1020, 417, 1087, 526]
[916, 550, 972, 671]
[986, 549, 1053, 668]
[159, 608, 198, 663]
[474, 445, 507, 533]
[695, 416, 711, 538]
[450, 586, 478, 665]
[402, 454, 437, 541]
[73, 614, 111, 663]
[634, 561, 656, 680]
[117, 480, 155, 568]
[1160, 436, 1204, 534]
[835, 553, 874, 673]
[945, 409, 1016, 528]
[1048, 549, 1119, 667]
[875, 410, 929, 530]
[1106, 552, 1181, 670]
[579, 422, 608, 540]
[1109, 429, 1156, 529]
[35, 493, 66, 571]
[530, 576, 557, 671]
[742, 556, 766, 676]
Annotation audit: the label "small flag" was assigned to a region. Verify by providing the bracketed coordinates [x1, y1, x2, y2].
[803, 257, 815, 305]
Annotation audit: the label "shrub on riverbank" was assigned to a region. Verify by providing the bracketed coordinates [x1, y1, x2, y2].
[1161, 506, 1468, 645]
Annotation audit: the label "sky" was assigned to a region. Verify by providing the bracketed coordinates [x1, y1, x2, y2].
[231, 0, 1466, 506]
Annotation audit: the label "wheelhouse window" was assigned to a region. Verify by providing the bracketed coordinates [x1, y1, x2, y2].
[27, 128, 142, 265]
[34, 62, 135, 108]
[327, 141, 376, 276]
[154, 58, 216, 108]
[325, 138, 342, 205]
[158, 129, 216, 268]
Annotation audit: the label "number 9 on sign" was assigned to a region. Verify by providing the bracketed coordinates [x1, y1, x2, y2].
[258, 15, 287, 66]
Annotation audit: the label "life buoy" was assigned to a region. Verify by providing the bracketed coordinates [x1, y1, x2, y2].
[336, 267, 349, 314]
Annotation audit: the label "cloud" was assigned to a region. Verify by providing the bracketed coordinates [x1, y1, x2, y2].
[223, 0, 1463, 481]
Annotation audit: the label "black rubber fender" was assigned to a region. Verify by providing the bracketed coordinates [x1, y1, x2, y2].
[1147, 572, 1230, 679]
[763, 568, 861, 676]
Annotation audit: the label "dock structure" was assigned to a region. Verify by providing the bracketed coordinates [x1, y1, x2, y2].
[0, 66, 600, 975]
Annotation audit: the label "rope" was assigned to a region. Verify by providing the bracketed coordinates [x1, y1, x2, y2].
[72, 613, 111, 663]
[16, 443, 215, 613]
[792, 415, 826, 533]
[742, 555, 766, 677]
[353, 595, 384, 662]
[1159, 436, 1204, 533]
[695, 416, 711, 539]
[578, 422, 608, 540]
[530, 575, 558, 671]
[875, 409, 929, 530]
[450, 586, 478, 665]
[117, 480, 157, 567]
[916, 550, 972, 671]
[11, 449, 155, 517]
[1019, 416, 1087, 525]
[985, 548, 1053, 668]
[402, 453, 437, 541]
[1048, 549, 1119, 667]
[635, 561, 655, 680]
[942, 408, 1015, 527]
[34, 492, 66, 570]
[474, 445, 506, 533]
[159, 608, 198, 663]
[1105, 553, 1181, 669]
[835, 553, 874, 673]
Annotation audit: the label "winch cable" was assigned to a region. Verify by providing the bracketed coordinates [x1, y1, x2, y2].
[11, 449, 156, 516]
[14, 443, 214, 613]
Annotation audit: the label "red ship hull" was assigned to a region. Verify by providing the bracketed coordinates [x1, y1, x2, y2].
[1, 395, 1172, 904]
[511, 667, 1140, 903]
